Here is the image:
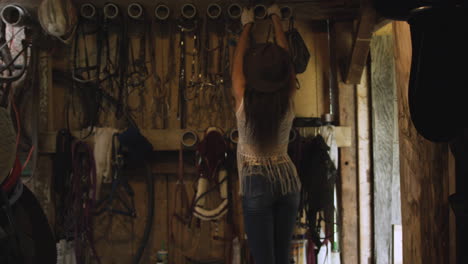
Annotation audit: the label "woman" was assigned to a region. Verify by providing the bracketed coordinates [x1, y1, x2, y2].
[232, 5, 301, 264]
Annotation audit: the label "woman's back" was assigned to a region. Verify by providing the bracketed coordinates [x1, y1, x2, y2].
[236, 99, 300, 195]
[236, 98, 294, 155]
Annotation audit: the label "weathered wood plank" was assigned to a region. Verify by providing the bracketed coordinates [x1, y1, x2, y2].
[370, 26, 401, 264]
[393, 21, 450, 264]
[334, 20, 359, 264]
[356, 66, 372, 264]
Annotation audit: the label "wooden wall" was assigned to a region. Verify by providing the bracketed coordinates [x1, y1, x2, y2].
[393, 21, 450, 264]
[29, 10, 334, 263]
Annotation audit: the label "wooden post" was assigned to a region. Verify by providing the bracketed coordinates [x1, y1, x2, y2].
[333, 21, 359, 264]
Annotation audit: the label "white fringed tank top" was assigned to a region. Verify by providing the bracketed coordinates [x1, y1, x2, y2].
[236, 99, 301, 195]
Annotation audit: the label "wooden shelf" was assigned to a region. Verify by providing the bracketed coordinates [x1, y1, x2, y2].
[39, 127, 351, 153]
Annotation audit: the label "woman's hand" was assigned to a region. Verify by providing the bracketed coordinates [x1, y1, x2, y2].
[268, 4, 296, 95]
[267, 4, 281, 19]
[241, 7, 254, 27]
[268, 4, 289, 52]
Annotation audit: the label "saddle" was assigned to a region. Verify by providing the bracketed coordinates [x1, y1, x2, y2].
[193, 127, 229, 221]
[374, 1, 468, 141]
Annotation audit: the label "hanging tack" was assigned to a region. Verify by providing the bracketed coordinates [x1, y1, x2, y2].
[103, 2, 119, 20]
[181, 130, 199, 148]
[127, 3, 144, 19]
[253, 4, 267, 20]
[154, 4, 170, 20]
[206, 3, 222, 20]
[227, 3, 242, 19]
[181, 3, 197, 19]
[80, 3, 97, 20]
[1, 4, 28, 26]
[280, 6, 293, 20]
[322, 113, 334, 125]
[289, 129, 297, 143]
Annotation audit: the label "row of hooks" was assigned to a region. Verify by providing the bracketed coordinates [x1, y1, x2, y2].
[0, 2, 292, 29]
[79, 2, 293, 21]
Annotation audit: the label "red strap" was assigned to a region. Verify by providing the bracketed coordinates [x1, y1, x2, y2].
[307, 239, 316, 264]
[1, 156, 22, 192]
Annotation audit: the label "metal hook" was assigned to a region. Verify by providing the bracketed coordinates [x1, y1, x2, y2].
[155, 4, 170, 20]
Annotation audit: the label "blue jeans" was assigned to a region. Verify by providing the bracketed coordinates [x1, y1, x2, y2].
[242, 175, 300, 264]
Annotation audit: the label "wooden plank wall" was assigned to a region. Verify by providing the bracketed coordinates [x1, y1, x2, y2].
[393, 21, 450, 264]
[29, 10, 333, 264]
[369, 24, 402, 264]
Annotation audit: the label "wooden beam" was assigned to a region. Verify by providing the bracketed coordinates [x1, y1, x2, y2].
[344, 0, 377, 84]
[39, 127, 353, 153]
[374, 16, 391, 33]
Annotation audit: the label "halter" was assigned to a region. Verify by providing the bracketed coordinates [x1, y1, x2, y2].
[70, 11, 103, 139]
[193, 127, 229, 221]
[169, 139, 201, 257]
[177, 15, 199, 128]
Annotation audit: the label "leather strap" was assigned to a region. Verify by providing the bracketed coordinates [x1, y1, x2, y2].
[170, 144, 192, 241]
[27, 34, 39, 184]
[178, 27, 187, 128]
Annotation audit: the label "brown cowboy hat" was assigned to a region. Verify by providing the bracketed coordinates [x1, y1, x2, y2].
[243, 43, 292, 93]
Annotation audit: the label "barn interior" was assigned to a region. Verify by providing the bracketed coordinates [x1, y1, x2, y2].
[0, 0, 466, 264]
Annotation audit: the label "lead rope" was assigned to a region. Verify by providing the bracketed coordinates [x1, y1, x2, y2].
[101, 13, 124, 122]
[71, 141, 100, 264]
[177, 25, 187, 128]
[70, 16, 102, 139]
[149, 19, 163, 129]
[170, 143, 201, 257]
[126, 17, 148, 120]
[188, 15, 208, 127]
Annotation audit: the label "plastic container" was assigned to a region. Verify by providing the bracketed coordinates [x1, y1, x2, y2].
[156, 241, 168, 264]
